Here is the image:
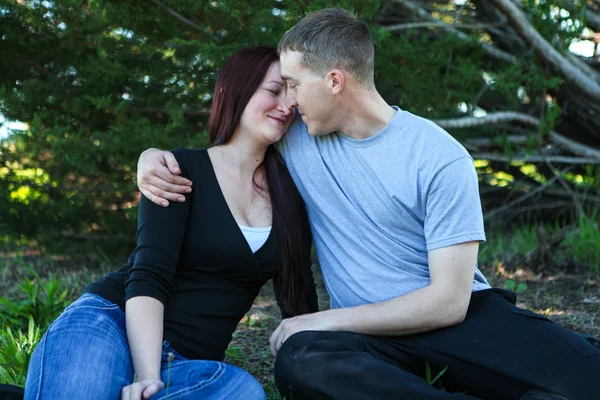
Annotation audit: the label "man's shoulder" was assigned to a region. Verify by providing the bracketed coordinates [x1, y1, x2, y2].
[397, 111, 472, 163]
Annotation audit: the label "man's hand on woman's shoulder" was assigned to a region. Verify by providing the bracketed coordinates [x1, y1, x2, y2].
[137, 148, 193, 207]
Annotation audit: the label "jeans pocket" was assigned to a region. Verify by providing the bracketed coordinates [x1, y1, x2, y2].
[512, 308, 599, 358]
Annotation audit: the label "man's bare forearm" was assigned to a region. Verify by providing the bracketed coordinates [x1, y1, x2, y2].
[317, 284, 470, 336]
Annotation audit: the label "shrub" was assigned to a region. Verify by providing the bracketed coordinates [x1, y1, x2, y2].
[0, 269, 72, 386]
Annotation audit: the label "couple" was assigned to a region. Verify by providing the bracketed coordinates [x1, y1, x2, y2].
[25, 8, 599, 400]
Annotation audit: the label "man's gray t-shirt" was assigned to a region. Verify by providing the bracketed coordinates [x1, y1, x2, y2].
[277, 107, 490, 309]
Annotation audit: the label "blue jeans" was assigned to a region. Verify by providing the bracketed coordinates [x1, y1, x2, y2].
[24, 293, 266, 400]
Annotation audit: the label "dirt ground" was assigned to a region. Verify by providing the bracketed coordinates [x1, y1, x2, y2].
[224, 261, 600, 393]
[2, 252, 598, 398]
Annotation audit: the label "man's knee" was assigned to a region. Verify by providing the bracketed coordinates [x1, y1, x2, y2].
[275, 332, 320, 375]
[275, 331, 329, 386]
[274, 331, 359, 393]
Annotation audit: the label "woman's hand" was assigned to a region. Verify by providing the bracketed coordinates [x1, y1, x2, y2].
[121, 378, 165, 400]
[137, 148, 193, 207]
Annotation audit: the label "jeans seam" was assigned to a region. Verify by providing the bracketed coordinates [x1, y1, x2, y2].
[67, 304, 119, 311]
[64, 294, 119, 312]
[33, 333, 46, 400]
[157, 362, 226, 400]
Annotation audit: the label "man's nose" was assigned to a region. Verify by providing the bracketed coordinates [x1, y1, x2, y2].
[277, 100, 292, 115]
[285, 93, 297, 109]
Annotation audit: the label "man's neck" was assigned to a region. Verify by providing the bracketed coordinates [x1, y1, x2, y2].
[336, 91, 396, 140]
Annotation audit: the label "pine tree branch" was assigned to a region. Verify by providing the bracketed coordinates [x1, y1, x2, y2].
[390, 0, 518, 64]
[149, 0, 218, 41]
[563, 0, 600, 32]
[489, 0, 600, 102]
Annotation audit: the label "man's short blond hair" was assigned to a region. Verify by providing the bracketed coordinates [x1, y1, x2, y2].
[278, 8, 375, 89]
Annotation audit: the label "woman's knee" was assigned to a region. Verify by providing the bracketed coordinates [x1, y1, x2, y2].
[25, 332, 132, 400]
[208, 364, 265, 400]
[232, 368, 265, 400]
[24, 296, 132, 399]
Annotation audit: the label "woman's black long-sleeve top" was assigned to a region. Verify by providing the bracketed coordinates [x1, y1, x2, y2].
[85, 148, 318, 361]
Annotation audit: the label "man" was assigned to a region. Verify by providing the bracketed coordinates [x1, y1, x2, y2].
[136, 8, 599, 400]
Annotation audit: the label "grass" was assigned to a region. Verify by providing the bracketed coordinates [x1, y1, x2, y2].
[0, 316, 42, 386]
[479, 211, 600, 273]
[1, 218, 599, 397]
[425, 360, 448, 388]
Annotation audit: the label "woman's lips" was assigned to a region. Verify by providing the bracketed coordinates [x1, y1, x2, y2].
[268, 116, 286, 124]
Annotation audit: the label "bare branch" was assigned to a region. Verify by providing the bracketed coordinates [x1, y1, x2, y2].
[548, 131, 600, 160]
[434, 111, 600, 160]
[489, 0, 600, 102]
[587, 10, 600, 32]
[472, 152, 600, 164]
[565, 51, 600, 85]
[539, 151, 584, 216]
[549, 34, 600, 83]
[516, 183, 600, 204]
[386, 21, 502, 31]
[466, 134, 529, 147]
[483, 168, 567, 220]
[390, 0, 517, 64]
[485, 201, 578, 221]
[435, 111, 539, 128]
[150, 0, 218, 41]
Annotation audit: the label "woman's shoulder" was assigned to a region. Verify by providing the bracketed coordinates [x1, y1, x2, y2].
[171, 147, 210, 178]
[171, 147, 207, 159]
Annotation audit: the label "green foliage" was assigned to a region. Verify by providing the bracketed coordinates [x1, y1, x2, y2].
[562, 212, 600, 273]
[375, 30, 487, 120]
[504, 279, 528, 294]
[0, 268, 72, 331]
[225, 345, 247, 367]
[0, 0, 390, 250]
[481, 224, 539, 262]
[0, 316, 42, 386]
[524, 0, 587, 47]
[0, 0, 596, 254]
[425, 360, 448, 388]
[0, 268, 72, 386]
[480, 213, 600, 274]
[539, 101, 562, 135]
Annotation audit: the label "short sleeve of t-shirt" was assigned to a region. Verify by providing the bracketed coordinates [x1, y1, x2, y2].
[424, 156, 486, 251]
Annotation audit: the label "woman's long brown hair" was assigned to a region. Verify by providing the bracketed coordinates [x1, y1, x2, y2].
[208, 46, 312, 316]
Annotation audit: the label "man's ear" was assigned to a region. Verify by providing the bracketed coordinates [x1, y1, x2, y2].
[327, 69, 345, 94]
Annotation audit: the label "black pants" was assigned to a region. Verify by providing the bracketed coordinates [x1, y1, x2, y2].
[274, 289, 600, 400]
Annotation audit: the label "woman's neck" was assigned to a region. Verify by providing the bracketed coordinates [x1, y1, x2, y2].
[210, 137, 267, 176]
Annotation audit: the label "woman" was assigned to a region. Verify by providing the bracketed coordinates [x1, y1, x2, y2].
[24, 46, 318, 400]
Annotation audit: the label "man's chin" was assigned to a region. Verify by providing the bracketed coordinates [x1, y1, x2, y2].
[307, 128, 332, 137]
[302, 118, 333, 137]
[305, 123, 325, 137]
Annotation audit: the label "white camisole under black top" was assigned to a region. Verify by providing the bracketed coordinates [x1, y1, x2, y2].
[238, 224, 272, 253]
